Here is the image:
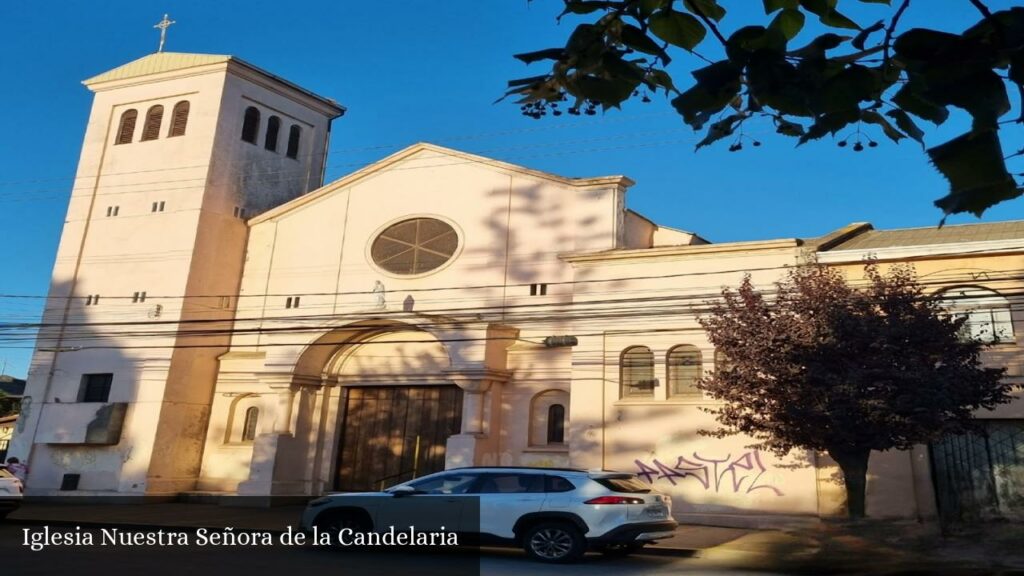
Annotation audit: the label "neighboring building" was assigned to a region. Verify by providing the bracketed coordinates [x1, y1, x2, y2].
[8, 51, 1022, 526]
[0, 376, 23, 461]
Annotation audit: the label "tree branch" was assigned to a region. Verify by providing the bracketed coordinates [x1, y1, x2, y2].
[688, 2, 728, 47]
[968, 0, 994, 19]
[883, 0, 912, 65]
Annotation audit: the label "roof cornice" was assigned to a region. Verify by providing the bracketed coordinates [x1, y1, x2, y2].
[560, 238, 802, 264]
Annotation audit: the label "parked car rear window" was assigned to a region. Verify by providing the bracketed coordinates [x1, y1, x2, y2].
[594, 477, 651, 493]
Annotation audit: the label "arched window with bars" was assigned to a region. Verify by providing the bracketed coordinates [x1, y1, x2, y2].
[115, 109, 137, 145]
[667, 345, 702, 398]
[168, 101, 189, 137]
[620, 346, 655, 399]
[547, 404, 566, 444]
[286, 125, 301, 159]
[264, 116, 281, 151]
[936, 285, 1015, 344]
[241, 106, 260, 144]
[141, 105, 164, 141]
[241, 407, 259, 442]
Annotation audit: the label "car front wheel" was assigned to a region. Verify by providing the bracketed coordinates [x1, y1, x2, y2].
[522, 522, 586, 563]
[314, 510, 369, 548]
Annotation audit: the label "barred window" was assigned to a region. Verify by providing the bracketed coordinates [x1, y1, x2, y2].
[286, 124, 301, 159]
[620, 346, 655, 399]
[141, 105, 164, 141]
[937, 286, 1015, 344]
[547, 404, 566, 444]
[116, 109, 137, 144]
[265, 116, 281, 151]
[168, 101, 189, 137]
[241, 407, 259, 442]
[241, 106, 260, 144]
[667, 345, 702, 398]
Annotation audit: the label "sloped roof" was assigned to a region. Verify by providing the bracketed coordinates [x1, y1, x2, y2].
[824, 220, 1024, 251]
[83, 52, 343, 114]
[83, 52, 232, 85]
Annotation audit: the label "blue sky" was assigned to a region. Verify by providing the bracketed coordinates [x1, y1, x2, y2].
[0, 0, 1021, 377]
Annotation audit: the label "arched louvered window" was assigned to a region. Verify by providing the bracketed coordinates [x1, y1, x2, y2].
[168, 101, 189, 137]
[264, 116, 281, 151]
[141, 105, 164, 141]
[241, 407, 259, 442]
[241, 106, 260, 144]
[667, 345, 702, 398]
[115, 109, 137, 144]
[286, 125, 301, 159]
[937, 285, 1015, 344]
[547, 404, 566, 444]
[620, 346, 655, 399]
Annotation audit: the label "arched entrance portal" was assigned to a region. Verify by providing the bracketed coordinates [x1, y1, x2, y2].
[324, 328, 462, 491]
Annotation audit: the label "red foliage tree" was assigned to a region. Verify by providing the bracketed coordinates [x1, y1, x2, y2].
[698, 262, 1011, 519]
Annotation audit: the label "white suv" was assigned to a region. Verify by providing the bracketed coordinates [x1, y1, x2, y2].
[0, 467, 23, 519]
[300, 466, 676, 562]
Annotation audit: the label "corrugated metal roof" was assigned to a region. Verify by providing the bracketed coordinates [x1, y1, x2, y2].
[83, 52, 232, 85]
[827, 220, 1024, 250]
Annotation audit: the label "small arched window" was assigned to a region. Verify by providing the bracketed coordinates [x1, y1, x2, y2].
[264, 116, 281, 151]
[286, 125, 301, 159]
[115, 109, 137, 144]
[937, 286, 1015, 344]
[621, 346, 655, 398]
[168, 101, 189, 137]
[241, 407, 259, 442]
[141, 105, 164, 141]
[667, 345, 702, 398]
[547, 404, 566, 444]
[241, 106, 260, 144]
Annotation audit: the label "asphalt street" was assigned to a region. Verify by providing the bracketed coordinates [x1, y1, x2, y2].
[1, 524, 790, 576]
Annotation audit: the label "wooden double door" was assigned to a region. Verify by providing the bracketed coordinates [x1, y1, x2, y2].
[335, 385, 463, 491]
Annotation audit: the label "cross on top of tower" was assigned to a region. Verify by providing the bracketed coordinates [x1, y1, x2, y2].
[154, 13, 176, 53]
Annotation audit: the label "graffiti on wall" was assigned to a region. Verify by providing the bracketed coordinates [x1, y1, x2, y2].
[635, 450, 784, 496]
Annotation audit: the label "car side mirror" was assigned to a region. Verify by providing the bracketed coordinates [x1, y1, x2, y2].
[389, 485, 418, 497]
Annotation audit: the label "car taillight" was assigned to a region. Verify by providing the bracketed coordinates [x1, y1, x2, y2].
[584, 496, 645, 505]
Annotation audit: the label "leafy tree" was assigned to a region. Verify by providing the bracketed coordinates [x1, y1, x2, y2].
[504, 0, 1024, 221]
[697, 262, 1010, 519]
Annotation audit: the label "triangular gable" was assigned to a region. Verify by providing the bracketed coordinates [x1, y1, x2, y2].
[250, 142, 633, 224]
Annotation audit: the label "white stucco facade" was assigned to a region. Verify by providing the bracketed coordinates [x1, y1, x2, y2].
[10, 52, 1023, 526]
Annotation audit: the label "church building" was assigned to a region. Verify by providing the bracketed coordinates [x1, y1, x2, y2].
[9, 51, 1023, 526]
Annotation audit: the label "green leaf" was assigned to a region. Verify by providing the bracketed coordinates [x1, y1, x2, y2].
[769, 9, 805, 41]
[559, 1, 618, 17]
[799, 0, 861, 30]
[649, 9, 707, 50]
[514, 48, 566, 64]
[819, 64, 881, 113]
[892, 84, 949, 125]
[774, 117, 806, 136]
[639, 0, 668, 18]
[696, 114, 743, 150]
[577, 75, 640, 107]
[645, 68, 678, 93]
[929, 130, 1023, 218]
[684, 0, 726, 22]
[798, 108, 860, 145]
[886, 109, 925, 146]
[671, 61, 742, 127]
[861, 110, 905, 143]
[763, 0, 799, 14]
[620, 23, 671, 63]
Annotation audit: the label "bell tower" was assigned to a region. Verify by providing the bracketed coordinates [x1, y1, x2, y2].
[11, 50, 343, 495]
